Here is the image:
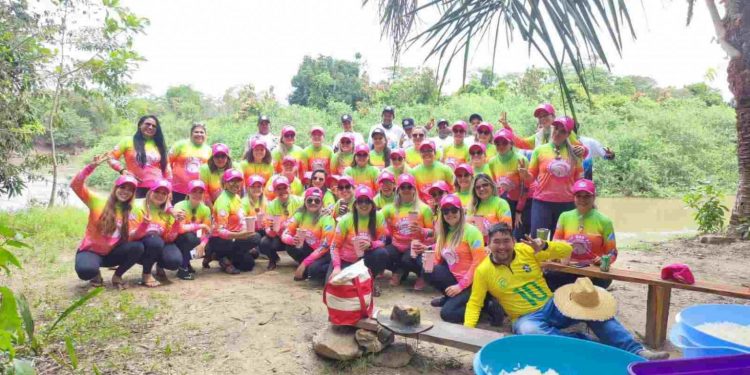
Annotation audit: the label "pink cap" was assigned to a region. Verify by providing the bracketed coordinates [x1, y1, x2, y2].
[440, 194, 462, 209]
[390, 149, 405, 159]
[188, 180, 206, 192]
[428, 181, 451, 194]
[455, 163, 474, 176]
[661, 263, 695, 285]
[337, 175, 355, 187]
[452, 121, 468, 132]
[552, 116, 575, 133]
[327, 174, 340, 187]
[534, 103, 556, 118]
[282, 155, 297, 166]
[304, 187, 323, 199]
[397, 173, 416, 189]
[212, 143, 230, 157]
[493, 129, 513, 143]
[250, 139, 268, 150]
[222, 169, 243, 182]
[418, 140, 436, 152]
[281, 126, 296, 137]
[468, 143, 486, 154]
[476, 122, 494, 133]
[272, 176, 290, 189]
[247, 175, 266, 186]
[302, 171, 312, 185]
[572, 179, 596, 195]
[354, 144, 370, 155]
[354, 185, 374, 201]
[115, 174, 138, 188]
[150, 179, 172, 193]
[310, 126, 325, 135]
[339, 133, 354, 143]
[377, 170, 395, 184]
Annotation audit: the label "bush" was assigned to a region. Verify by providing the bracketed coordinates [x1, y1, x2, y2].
[683, 183, 730, 233]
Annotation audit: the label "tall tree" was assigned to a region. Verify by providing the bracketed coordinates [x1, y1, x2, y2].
[367, 0, 750, 238]
[289, 55, 367, 110]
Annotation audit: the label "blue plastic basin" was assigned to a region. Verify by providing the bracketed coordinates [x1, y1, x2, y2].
[473, 335, 645, 375]
[676, 304, 750, 352]
[668, 322, 749, 358]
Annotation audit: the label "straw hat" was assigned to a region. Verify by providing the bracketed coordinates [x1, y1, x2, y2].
[553, 277, 617, 321]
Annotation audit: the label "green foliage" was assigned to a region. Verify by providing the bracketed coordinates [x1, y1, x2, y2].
[289, 55, 367, 109]
[372, 67, 440, 106]
[683, 183, 730, 234]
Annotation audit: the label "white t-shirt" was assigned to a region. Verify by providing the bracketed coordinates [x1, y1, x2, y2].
[332, 131, 366, 149]
[369, 123, 406, 150]
[580, 136, 606, 159]
[245, 132, 279, 153]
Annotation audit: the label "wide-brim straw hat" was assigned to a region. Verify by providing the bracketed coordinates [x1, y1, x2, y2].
[553, 277, 617, 321]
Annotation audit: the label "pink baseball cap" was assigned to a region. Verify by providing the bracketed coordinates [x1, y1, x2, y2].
[115, 174, 138, 189]
[337, 175, 355, 187]
[534, 103, 556, 118]
[339, 133, 354, 143]
[272, 176, 290, 190]
[493, 129, 513, 144]
[552, 116, 575, 133]
[188, 180, 206, 192]
[572, 179, 596, 195]
[304, 187, 323, 199]
[455, 163, 474, 176]
[327, 174, 340, 187]
[247, 175, 266, 186]
[302, 171, 313, 185]
[281, 126, 296, 137]
[440, 194, 462, 209]
[354, 144, 370, 155]
[222, 169, 243, 182]
[419, 140, 436, 152]
[452, 121, 468, 132]
[390, 149, 405, 159]
[397, 173, 416, 189]
[468, 143, 486, 154]
[354, 185, 374, 201]
[150, 179, 172, 193]
[212, 143, 230, 157]
[250, 139, 267, 150]
[377, 170, 395, 184]
[282, 155, 297, 166]
[476, 122, 494, 133]
[428, 181, 451, 194]
[310, 126, 325, 135]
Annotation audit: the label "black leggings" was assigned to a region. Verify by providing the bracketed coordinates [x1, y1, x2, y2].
[384, 245, 422, 278]
[285, 243, 313, 265]
[207, 236, 257, 271]
[259, 235, 285, 262]
[74, 241, 144, 280]
[138, 234, 182, 274]
[175, 232, 201, 269]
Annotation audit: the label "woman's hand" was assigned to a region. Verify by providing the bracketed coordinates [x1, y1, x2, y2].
[173, 209, 186, 222]
[357, 238, 371, 252]
[498, 112, 510, 130]
[92, 152, 109, 166]
[199, 224, 211, 232]
[408, 221, 421, 235]
[294, 264, 307, 281]
[411, 240, 425, 255]
[445, 284, 462, 297]
[194, 242, 206, 258]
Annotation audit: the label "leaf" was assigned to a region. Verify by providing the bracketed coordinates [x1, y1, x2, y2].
[17, 294, 36, 353]
[44, 287, 104, 336]
[93, 364, 102, 375]
[0, 287, 21, 333]
[12, 358, 34, 375]
[0, 248, 23, 272]
[6, 239, 31, 249]
[0, 223, 16, 238]
[65, 336, 79, 369]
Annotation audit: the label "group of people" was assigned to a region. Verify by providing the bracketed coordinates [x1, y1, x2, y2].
[71, 104, 666, 359]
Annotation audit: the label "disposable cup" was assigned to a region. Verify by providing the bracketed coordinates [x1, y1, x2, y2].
[410, 239, 420, 259]
[423, 250, 435, 273]
[245, 217, 256, 232]
[354, 235, 366, 257]
[536, 228, 550, 241]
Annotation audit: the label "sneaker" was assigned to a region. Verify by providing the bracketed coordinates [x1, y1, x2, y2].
[431, 296, 448, 307]
[413, 277, 426, 291]
[637, 349, 669, 361]
[187, 264, 196, 274]
[267, 260, 277, 271]
[176, 267, 195, 280]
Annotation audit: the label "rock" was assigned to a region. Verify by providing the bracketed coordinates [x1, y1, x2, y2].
[700, 235, 736, 245]
[312, 326, 362, 361]
[372, 343, 414, 368]
[390, 305, 421, 326]
[376, 326, 395, 347]
[355, 329, 385, 353]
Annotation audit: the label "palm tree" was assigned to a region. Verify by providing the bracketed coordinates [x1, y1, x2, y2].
[365, 0, 750, 238]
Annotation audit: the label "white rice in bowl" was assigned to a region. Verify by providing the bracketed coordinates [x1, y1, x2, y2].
[499, 365, 560, 375]
[695, 322, 750, 347]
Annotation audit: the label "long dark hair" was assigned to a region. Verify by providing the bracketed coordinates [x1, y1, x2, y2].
[98, 186, 133, 245]
[208, 154, 233, 173]
[353, 201, 377, 239]
[243, 144, 272, 164]
[134, 115, 167, 172]
[307, 169, 328, 195]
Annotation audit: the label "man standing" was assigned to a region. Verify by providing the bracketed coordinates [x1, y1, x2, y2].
[369, 106, 406, 150]
[246, 115, 278, 153]
[580, 136, 615, 180]
[429, 118, 453, 150]
[401, 117, 416, 148]
[332, 114, 365, 150]
[464, 224, 668, 360]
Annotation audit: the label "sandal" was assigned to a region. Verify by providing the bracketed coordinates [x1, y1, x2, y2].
[219, 258, 240, 275]
[89, 273, 104, 288]
[139, 274, 161, 288]
[111, 275, 128, 290]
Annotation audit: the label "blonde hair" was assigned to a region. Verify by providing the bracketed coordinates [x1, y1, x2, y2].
[435, 206, 465, 253]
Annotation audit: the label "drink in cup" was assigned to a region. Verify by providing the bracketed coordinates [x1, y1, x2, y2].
[422, 248, 435, 273]
[599, 254, 611, 272]
[407, 211, 419, 235]
[410, 239, 421, 259]
[245, 216, 256, 232]
[295, 230, 306, 249]
[536, 228, 550, 241]
[353, 233, 368, 257]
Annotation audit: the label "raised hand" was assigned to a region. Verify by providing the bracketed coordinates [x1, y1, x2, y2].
[520, 235, 545, 253]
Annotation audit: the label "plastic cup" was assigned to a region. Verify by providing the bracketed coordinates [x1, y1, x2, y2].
[245, 217, 256, 232]
[423, 250, 435, 273]
[295, 230, 306, 249]
[272, 216, 282, 233]
[536, 228, 550, 241]
[410, 239, 420, 259]
[354, 236, 365, 257]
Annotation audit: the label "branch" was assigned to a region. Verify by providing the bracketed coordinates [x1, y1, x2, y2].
[705, 0, 741, 57]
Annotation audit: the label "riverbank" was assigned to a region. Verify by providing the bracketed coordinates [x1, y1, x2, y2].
[2, 207, 748, 374]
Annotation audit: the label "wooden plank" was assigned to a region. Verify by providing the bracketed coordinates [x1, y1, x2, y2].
[542, 263, 750, 299]
[355, 316, 505, 352]
[645, 285, 672, 349]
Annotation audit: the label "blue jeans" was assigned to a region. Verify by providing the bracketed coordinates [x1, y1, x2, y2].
[512, 299, 643, 354]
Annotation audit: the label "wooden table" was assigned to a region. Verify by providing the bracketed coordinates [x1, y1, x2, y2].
[542, 262, 750, 348]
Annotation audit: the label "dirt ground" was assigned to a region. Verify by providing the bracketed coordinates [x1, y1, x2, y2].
[23, 237, 750, 374]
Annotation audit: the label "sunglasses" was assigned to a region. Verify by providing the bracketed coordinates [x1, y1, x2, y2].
[419, 149, 434, 154]
[470, 151, 484, 156]
[340, 140, 352, 144]
[456, 173, 472, 179]
[306, 198, 321, 205]
[356, 153, 369, 157]
[430, 191, 445, 198]
[214, 154, 228, 159]
[412, 134, 425, 139]
[399, 185, 414, 190]
[338, 185, 352, 190]
[441, 207, 460, 215]
[390, 157, 404, 162]
[453, 130, 466, 134]
[494, 140, 510, 146]
[478, 130, 491, 135]
[355, 199, 373, 205]
[475, 183, 492, 190]
[283, 134, 296, 139]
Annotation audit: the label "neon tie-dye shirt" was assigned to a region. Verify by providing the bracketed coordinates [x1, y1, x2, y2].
[302, 145, 334, 175]
[434, 224, 486, 290]
[173, 200, 211, 244]
[239, 160, 274, 187]
[264, 175, 304, 200]
[411, 162, 454, 202]
[487, 150, 529, 202]
[210, 190, 250, 239]
[468, 196, 513, 237]
[281, 212, 336, 266]
[322, 190, 337, 208]
[456, 189, 473, 208]
[330, 211, 388, 268]
[344, 165, 379, 191]
[464, 241, 572, 326]
[272, 145, 304, 174]
[381, 201, 434, 251]
[373, 192, 395, 209]
[266, 195, 304, 234]
[330, 152, 354, 176]
[554, 209, 617, 264]
[72, 164, 127, 255]
[405, 147, 443, 168]
[384, 165, 410, 180]
[370, 149, 388, 168]
[484, 144, 497, 161]
[109, 137, 170, 189]
[529, 144, 584, 203]
[198, 164, 228, 203]
[244, 196, 268, 231]
[442, 142, 470, 168]
[128, 199, 180, 242]
[168, 139, 211, 194]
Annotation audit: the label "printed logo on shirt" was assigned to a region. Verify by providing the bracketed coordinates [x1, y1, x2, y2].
[471, 239, 482, 249]
[522, 264, 532, 273]
[568, 233, 593, 257]
[441, 247, 458, 266]
[218, 209, 228, 217]
[146, 151, 161, 164]
[186, 157, 201, 173]
[498, 278, 508, 288]
[548, 159, 571, 178]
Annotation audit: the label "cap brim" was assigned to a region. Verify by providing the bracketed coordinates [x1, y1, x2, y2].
[375, 311, 433, 335]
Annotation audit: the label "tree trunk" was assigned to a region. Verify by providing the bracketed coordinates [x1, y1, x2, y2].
[726, 0, 750, 237]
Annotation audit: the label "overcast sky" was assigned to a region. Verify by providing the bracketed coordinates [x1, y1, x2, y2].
[124, 0, 732, 101]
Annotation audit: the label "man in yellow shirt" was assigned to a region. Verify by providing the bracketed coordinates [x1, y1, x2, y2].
[464, 223, 668, 360]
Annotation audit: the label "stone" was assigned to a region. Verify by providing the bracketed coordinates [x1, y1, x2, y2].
[390, 305, 421, 326]
[355, 329, 385, 353]
[376, 326, 395, 347]
[700, 235, 736, 245]
[312, 326, 362, 361]
[372, 343, 414, 368]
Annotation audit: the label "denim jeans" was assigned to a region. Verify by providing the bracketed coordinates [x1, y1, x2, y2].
[512, 299, 643, 354]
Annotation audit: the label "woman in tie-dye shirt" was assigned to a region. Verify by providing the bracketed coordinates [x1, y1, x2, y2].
[385, 148, 411, 180]
[369, 128, 391, 168]
[239, 138, 274, 190]
[468, 174, 512, 241]
[411, 141, 454, 203]
[344, 144, 379, 191]
[168, 123, 211, 204]
[109, 115, 171, 198]
[73, 155, 143, 289]
[488, 129, 533, 239]
[330, 133, 355, 176]
[199, 143, 233, 205]
[301, 126, 334, 176]
[442, 121, 470, 169]
[474, 122, 497, 161]
[284, 188, 336, 283]
[172, 180, 211, 280]
[259, 176, 304, 270]
[307, 169, 337, 208]
[453, 163, 475, 208]
[272, 126, 305, 178]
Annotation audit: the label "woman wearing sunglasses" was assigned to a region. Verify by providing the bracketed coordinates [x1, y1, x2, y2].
[442, 121, 470, 169]
[453, 163, 475, 208]
[330, 133, 355, 176]
[488, 129, 533, 239]
[259, 176, 305, 270]
[240, 139, 274, 190]
[473, 122, 497, 161]
[283, 188, 336, 283]
[469, 174, 513, 241]
[427, 181, 451, 217]
[344, 144, 379, 191]
[404, 126, 441, 167]
[331, 176, 356, 221]
[382, 174, 434, 290]
[328, 185, 390, 296]
[307, 169, 337, 208]
[272, 126, 305, 178]
[171, 180, 211, 280]
[468, 143, 491, 175]
[385, 149, 410, 180]
[199, 143, 233, 205]
[374, 170, 396, 209]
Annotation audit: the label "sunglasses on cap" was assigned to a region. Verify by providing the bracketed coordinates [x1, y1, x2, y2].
[470, 151, 484, 156]
[306, 198, 322, 204]
[441, 207, 460, 215]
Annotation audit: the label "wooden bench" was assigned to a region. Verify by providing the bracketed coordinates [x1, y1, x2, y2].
[355, 310, 505, 352]
[542, 262, 750, 349]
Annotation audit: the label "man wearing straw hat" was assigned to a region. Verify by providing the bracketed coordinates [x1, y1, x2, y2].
[464, 223, 668, 360]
